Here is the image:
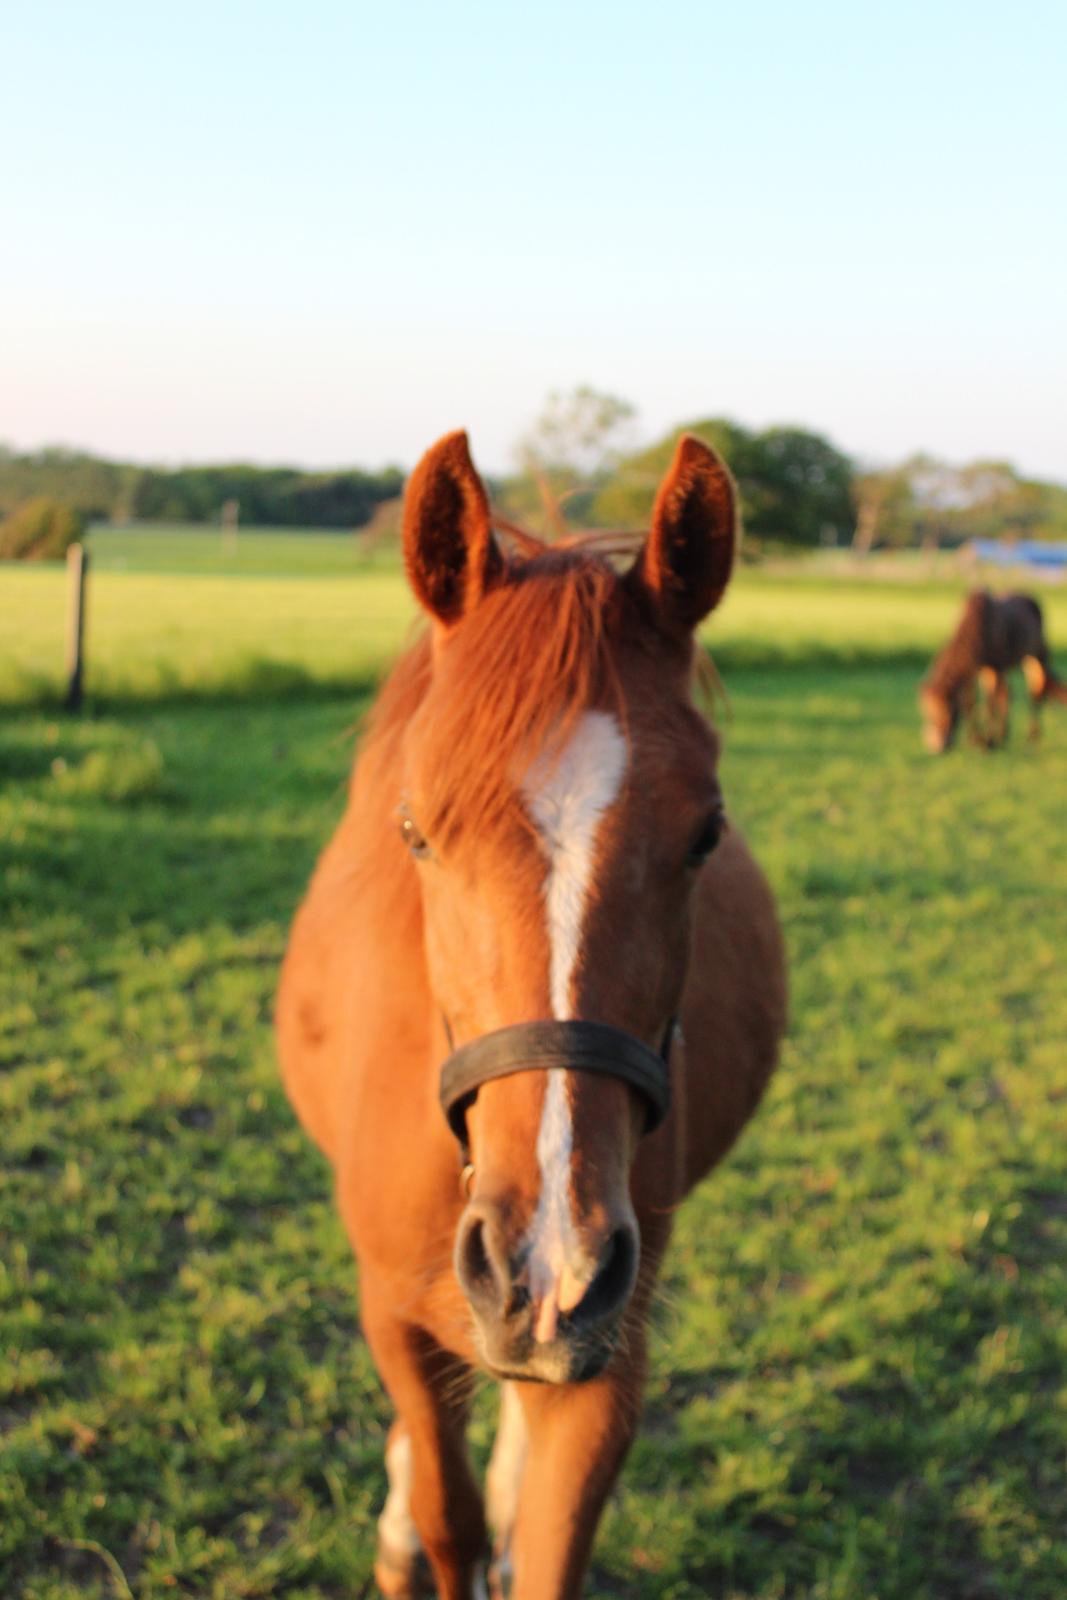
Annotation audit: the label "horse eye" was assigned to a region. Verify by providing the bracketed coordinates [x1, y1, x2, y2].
[399, 810, 430, 859]
[688, 807, 727, 866]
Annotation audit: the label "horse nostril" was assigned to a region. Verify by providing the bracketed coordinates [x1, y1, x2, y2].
[503, 1281, 530, 1320]
[569, 1226, 639, 1331]
[455, 1206, 513, 1316]
[457, 1213, 492, 1295]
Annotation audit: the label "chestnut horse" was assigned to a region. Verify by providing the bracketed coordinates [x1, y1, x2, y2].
[920, 588, 1067, 753]
[277, 432, 786, 1599]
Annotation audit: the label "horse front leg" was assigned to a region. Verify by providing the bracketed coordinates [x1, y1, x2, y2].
[1022, 654, 1047, 741]
[376, 1420, 433, 1598]
[504, 1338, 647, 1600]
[361, 1283, 489, 1600]
[969, 669, 995, 746]
[988, 673, 1011, 747]
[485, 1383, 527, 1597]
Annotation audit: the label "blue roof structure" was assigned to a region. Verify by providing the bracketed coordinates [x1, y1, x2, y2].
[971, 540, 1067, 570]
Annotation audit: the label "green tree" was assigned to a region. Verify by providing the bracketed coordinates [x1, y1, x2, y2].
[741, 427, 854, 546]
[852, 455, 1067, 553]
[591, 418, 853, 546]
[949, 461, 1046, 544]
[0, 446, 403, 530]
[588, 417, 747, 530]
[0, 447, 127, 521]
[0, 496, 85, 560]
[851, 464, 917, 553]
[504, 386, 637, 532]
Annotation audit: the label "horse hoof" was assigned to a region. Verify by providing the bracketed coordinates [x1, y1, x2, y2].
[374, 1543, 434, 1598]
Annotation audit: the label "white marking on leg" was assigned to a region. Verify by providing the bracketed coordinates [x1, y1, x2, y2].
[377, 1429, 421, 1565]
[486, 1382, 527, 1592]
[521, 711, 628, 1336]
[1022, 654, 1047, 697]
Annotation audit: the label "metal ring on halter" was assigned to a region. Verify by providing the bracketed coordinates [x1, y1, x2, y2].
[439, 1018, 675, 1157]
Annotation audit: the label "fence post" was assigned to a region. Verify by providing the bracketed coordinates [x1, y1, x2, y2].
[64, 543, 89, 712]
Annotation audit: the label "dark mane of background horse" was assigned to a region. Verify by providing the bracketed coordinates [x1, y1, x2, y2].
[924, 590, 990, 701]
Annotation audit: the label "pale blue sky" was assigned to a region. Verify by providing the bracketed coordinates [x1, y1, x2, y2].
[4, 0, 1065, 477]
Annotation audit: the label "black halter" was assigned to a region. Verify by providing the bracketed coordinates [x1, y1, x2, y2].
[439, 1018, 675, 1157]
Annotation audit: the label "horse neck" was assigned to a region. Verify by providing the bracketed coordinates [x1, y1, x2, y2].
[926, 645, 969, 700]
[929, 593, 989, 695]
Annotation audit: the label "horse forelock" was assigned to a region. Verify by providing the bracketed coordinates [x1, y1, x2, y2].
[384, 542, 645, 846]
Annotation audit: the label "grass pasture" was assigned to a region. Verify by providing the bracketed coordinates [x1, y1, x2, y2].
[3, 541, 1067, 1599]
[86, 525, 392, 579]
[7, 528, 1062, 706]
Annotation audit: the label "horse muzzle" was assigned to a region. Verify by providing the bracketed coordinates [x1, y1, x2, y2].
[440, 1018, 671, 1382]
[454, 1196, 639, 1383]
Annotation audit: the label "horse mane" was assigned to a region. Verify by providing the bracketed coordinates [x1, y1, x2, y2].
[363, 522, 658, 845]
[926, 589, 989, 699]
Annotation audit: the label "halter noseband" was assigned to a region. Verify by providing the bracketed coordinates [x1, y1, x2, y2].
[439, 1018, 675, 1156]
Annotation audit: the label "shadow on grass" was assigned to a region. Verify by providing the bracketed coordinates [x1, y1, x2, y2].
[1, 775, 328, 949]
[711, 644, 934, 674]
[3, 646, 940, 717]
[3, 657, 385, 716]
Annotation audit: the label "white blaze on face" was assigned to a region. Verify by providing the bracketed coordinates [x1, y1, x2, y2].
[520, 710, 628, 1340]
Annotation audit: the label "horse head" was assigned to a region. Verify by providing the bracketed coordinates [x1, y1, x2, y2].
[919, 683, 960, 752]
[399, 430, 736, 1382]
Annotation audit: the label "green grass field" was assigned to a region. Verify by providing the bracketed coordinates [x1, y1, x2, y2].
[9, 528, 1064, 707]
[84, 526, 394, 579]
[3, 537, 1067, 1598]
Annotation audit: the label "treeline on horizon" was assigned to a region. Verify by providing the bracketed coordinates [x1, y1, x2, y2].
[501, 397, 1067, 551]
[2, 410, 1066, 551]
[0, 446, 403, 532]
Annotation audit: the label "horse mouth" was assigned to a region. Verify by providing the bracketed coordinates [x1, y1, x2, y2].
[484, 1345, 615, 1386]
[474, 1321, 619, 1386]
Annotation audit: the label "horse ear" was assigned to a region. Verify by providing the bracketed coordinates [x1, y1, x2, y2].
[626, 434, 737, 636]
[403, 431, 503, 626]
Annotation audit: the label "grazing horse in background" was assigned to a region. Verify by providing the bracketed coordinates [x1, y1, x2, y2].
[277, 432, 787, 1600]
[920, 589, 1067, 753]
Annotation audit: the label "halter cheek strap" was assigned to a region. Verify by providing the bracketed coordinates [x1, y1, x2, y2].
[439, 1018, 675, 1156]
